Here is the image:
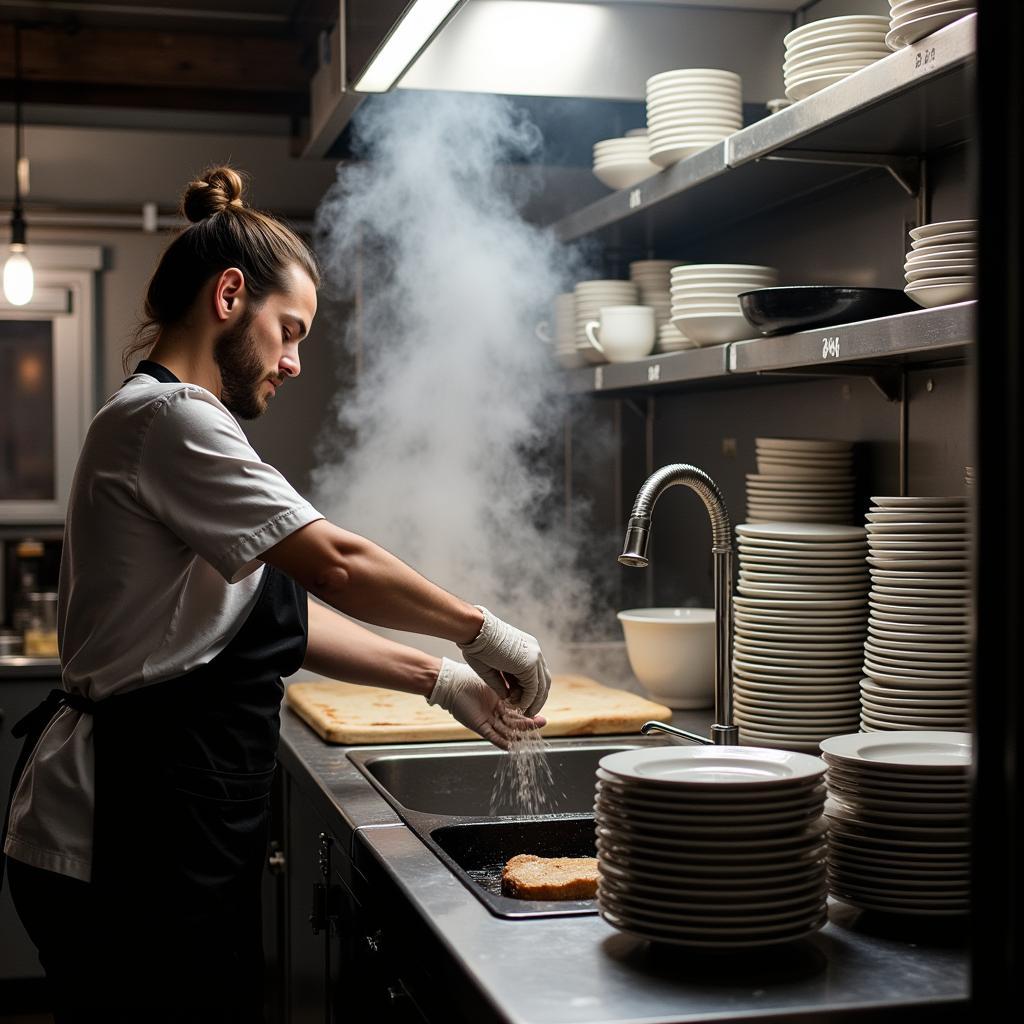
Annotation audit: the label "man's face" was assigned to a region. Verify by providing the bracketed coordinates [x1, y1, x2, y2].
[215, 262, 318, 420]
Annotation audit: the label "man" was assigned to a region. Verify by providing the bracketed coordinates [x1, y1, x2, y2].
[3, 166, 549, 1021]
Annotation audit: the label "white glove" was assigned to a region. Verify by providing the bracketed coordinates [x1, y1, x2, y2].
[457, 606, 551, 718]
[428, 657, 545, 750]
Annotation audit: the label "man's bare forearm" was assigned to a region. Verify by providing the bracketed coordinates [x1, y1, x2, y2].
[265, 520, 484, 644]
[302, 596, 443, 697]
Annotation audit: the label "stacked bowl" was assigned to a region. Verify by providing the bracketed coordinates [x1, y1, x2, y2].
[629, 260, 678, 331]
[886, 0, 975, 50]
[821, 731, 971, 916]
[550, 292, 582, 370]
[574, 279, 639, 365]
[863, 496, 972, 731]
[748, 438, 856, 524]
[733, 523, 869, 752]
[783, 16, 891, 101]
[595, 746, 828, 949]
[657, 321, 694, 353]
[904, 219, 976, 308]
[645, 69, 743, 169]
[592, 133, 661, 191]
[670, 264, 778, 346]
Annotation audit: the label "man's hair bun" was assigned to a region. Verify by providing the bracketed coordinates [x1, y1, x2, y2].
[181, 166, 246, 223]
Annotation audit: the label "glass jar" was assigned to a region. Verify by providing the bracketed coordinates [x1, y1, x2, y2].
[23, 591, 58, 658]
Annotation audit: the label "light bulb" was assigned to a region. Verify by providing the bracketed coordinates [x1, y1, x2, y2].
[3, 244, 34, 306]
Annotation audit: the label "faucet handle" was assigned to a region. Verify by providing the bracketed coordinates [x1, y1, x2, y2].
[640, 720, 714, 746]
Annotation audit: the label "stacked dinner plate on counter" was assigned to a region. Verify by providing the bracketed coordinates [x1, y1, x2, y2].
[783, 16, 890, 101]
[747, 438, 856, 524]
[645, 69, 743, 169]
[886, 0, 975, 50]
[904, 219, 976, 308]
[863, 496, 972, 731]
[592, 133, 660, 191]
[594, 746, 828, 948]
[670, 264, 778, 346]
[821, 731, 971, 916]
[574, 279, 639, 365]
[733, 523, 869, 751]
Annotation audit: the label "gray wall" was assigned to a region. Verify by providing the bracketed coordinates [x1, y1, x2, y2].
[2, 123, 344, 495]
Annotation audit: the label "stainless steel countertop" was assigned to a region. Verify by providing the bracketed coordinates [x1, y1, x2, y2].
[0, 656, 61, 680]
[279, 706, 969, 1024]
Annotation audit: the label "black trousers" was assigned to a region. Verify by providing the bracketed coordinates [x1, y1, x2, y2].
[7, 858, 267, 1023]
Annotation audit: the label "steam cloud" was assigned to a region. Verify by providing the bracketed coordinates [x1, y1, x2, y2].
[312, 91, 604, 667]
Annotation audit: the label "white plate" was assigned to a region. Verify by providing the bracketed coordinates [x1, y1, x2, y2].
[819, 731, 971, 769]
[737, 523, 864, 542]
[865, 520, 968, 534]
[905, 246, 976, 264]
[735, 666, 862, 685]
[598, 746, 826, 790]
[871, 496, 966, 508]
[735, 596, 867, 612]
[783, 44, 889, 70]
[785, 29, 892, 58]
[739, 556, 864, 572]
[868, 558, 968, 571]
[784, 15, 889, 46]
[909, 219, 976, 240]
[886, 9, 974, 49]
[910, 231, 976, 249]
[784, 52, 887, 75]
[904, 265, 974, 284]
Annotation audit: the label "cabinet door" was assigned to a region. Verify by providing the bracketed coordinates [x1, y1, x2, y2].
[285, 775, 330, 1024]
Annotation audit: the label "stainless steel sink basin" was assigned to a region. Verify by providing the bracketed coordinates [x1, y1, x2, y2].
[351, 742, 641, 817]
[347, 738, 666, 918]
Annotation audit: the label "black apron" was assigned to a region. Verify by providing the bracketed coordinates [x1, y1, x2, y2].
[3, 362, 309, 1019]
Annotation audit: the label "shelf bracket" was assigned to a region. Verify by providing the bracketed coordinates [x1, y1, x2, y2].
[756, 363, 903, 402]
[758, 150, 921, 197]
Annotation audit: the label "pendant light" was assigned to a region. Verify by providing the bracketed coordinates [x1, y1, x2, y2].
[4, 25, 33, 307]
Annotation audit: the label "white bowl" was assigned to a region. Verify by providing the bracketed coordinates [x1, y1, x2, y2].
[904, 280, 976, 307]
[618, 608, 716, 709]
[593, 161, 661, 190]
[674, 312, 756, 344]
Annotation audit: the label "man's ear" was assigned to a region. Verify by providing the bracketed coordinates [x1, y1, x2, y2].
[213, 267, 246, 323]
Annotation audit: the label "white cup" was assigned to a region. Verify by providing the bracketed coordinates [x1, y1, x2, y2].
[584, 305, 656, 363]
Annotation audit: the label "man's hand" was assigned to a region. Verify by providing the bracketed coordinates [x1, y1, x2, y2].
[428, 658, 546, 750]
[457, 607, 551, 717]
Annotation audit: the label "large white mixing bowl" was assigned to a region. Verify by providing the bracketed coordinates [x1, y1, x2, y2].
[617, 607, 716, 709]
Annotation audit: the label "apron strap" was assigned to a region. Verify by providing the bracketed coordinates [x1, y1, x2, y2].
[11, 688, 96, 738]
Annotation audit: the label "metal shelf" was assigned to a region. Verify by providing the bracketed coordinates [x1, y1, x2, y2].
[553, 14, 975, 247]
[566, 301, 974, 396]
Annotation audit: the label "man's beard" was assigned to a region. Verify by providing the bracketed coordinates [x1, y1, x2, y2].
[214, 313, 272, 420]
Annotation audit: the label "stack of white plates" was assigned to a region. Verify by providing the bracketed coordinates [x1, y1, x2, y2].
[863, 496, 971, 731]
[630, 259, 681, 332]
[657, 321, 695, 353]
[748, 438, 856, 524]
[551, 292, 583, 370]
[733, 522, 869, 752]
[886, 0, 975, 50]
[670, 264, 778, 346]
[595, 746, 828, 948]
[645, 69, 743, 169]
[574, 279, 639, 364]
[904, 219, 976, 308]
[593, 135, 661, 191]
[783, 16, 890, 101]
[820, 731, 970, 916]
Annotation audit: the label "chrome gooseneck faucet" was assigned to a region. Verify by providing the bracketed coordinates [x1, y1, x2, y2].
[619, 463, 739, 746]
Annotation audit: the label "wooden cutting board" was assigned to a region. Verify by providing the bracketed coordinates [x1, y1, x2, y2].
[286, 674, 671, 745]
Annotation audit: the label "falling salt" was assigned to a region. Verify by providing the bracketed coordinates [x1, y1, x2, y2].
[489, 701, 557, 816]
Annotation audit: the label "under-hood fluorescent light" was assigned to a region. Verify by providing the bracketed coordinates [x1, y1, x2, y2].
[355, 0, 465, 93]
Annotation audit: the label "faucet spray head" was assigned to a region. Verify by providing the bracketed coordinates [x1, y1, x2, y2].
[619, 516, 651, 567]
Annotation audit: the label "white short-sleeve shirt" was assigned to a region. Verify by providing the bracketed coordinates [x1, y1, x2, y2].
[4, 367, 323, 881]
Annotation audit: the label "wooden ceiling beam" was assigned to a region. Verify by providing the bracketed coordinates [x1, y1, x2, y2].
[0, 22, 310, 95]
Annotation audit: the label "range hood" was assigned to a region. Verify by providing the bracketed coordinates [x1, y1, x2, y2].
[304, 1, 807, 160]
[305, 1, 470, 157]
